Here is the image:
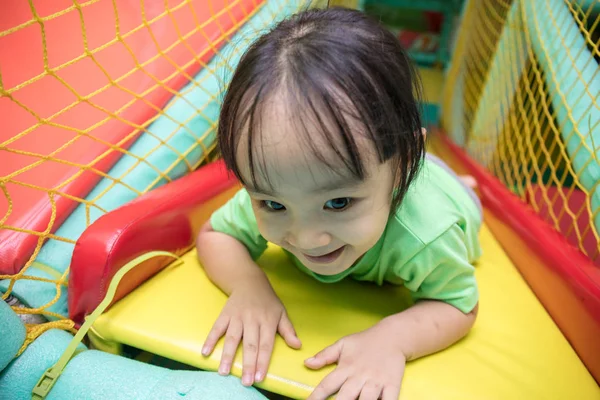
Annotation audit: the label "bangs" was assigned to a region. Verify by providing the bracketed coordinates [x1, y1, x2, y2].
[229, 81, 376, 194]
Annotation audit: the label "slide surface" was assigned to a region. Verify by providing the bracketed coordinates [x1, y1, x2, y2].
[91, 226, 599, 399]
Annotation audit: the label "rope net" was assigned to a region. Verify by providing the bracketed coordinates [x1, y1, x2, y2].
[0, 0, 341, 351]
[442, 0, 600, 265]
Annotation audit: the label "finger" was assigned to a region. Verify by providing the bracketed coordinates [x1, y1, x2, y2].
[381, 384, 401, 400]
[304, 341, 342, 370]
[241, 322, 259, 386]
[219, 318, 243, 375]
[358, 383, 383, 400]
[336, 378, 365, 400]
[202, 315, 230, 356]
[277, 312, 301, 349]
[307, 370, 347, 400]
[255, 324, 276, 383]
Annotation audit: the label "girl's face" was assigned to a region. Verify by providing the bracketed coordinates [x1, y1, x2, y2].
[237, 101, 394, 276]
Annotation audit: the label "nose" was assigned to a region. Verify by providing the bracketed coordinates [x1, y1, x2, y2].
[285, 218, 332, 250]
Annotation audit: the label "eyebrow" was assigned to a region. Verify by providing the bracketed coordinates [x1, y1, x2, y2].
[246, 176, 363, 197]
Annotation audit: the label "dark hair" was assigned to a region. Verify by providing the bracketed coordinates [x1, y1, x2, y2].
[218, 7, 425, 211]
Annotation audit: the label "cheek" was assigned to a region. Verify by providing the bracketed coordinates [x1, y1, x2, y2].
[254, 213, 286, 244]
[334, 207, 389, 246]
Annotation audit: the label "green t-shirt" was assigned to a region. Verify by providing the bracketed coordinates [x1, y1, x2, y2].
[210, 158, 482, 313]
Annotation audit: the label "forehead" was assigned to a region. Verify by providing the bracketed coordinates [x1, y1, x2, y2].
[235, 94, 378, 191]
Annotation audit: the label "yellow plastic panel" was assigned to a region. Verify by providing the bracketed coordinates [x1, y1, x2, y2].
[92, 225, 599, 399]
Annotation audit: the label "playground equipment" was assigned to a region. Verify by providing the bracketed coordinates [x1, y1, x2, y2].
[1, 0, 599, 398]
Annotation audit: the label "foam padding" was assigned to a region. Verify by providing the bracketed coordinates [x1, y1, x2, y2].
[527, 185, 600, 267]
[49, 350, 266, 400]
[0, 266, 67, 324]
[466, 0, 600, 230]
[92, 226, 600, 399]
[522, 0, 600, 235]
[1, 0, 301, 320]
[68, 161, 239, 326]
[0, 329, 86, 400]
[467, 0, 526, 153]
[0, 300, 25, 371]
[0, 0, 262, 274]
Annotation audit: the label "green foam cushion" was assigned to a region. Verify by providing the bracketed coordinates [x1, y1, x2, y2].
[0, 300, 26, 371]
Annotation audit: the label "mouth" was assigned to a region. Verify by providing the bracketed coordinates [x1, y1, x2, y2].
[302, 246, 346, 264]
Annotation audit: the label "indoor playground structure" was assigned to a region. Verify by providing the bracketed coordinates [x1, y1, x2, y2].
[0, 0, 599, 399]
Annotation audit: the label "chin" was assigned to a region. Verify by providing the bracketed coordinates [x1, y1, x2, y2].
[303, 254, 354, 276]
[305, 263, 350, 276]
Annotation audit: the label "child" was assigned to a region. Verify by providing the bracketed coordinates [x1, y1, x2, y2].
[197, 7, 482, 400]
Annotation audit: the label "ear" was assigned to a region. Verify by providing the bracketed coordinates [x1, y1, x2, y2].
[421, 127, 427, 141]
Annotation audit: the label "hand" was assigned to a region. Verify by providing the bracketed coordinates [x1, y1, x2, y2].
[202, 275, 301, 387]
[305, 322, 406, 400]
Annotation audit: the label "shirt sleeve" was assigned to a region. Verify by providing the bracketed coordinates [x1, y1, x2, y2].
[209, 189, 268, 260]
[387, 223, 479, 314]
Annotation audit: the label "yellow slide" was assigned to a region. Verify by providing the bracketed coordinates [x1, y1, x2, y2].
[91, 223, 599, 399]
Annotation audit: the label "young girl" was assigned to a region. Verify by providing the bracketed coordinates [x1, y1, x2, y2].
[197, 7, 482, 400]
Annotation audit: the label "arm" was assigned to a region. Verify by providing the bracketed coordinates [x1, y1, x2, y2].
[196, 190, 301, 387]
[306, 224, 479, 400]
[196, 221, 268, 296]
[306, 301, 477, 400]
[379, 221, 479, 360]
[378, 299, 478, 361]
[197, 187, 271, 295]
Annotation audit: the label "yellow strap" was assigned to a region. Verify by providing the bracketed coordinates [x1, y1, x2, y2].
[30, 262, 68, 286]
[31, 251, 180, 400]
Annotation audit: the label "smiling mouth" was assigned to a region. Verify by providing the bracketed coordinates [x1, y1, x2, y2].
[302, 246, 346, 264]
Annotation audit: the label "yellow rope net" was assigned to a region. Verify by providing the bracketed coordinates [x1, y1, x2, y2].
[1, 0, 350, 351]
[442, 0, 600, 264]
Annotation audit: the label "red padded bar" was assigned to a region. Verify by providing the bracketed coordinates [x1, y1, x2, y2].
[69, 160, 239, 325]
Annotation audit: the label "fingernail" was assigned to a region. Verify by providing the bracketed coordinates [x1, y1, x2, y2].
[255, 371, 264, 382]
[218, 363, 230, 375]
[242, 373, 253, 386]
[201, 346, 209, 356]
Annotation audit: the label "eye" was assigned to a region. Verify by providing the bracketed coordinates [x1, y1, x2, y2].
[324, 197, 352, 211]
[263, 200, 286, 211]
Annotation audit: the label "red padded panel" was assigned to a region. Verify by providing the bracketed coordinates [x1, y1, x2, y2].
[69, 160, 239, 325]
[526, 185, 599, 267]
[0, 0, 262, 274]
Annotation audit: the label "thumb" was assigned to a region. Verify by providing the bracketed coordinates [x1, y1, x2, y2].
[304, 341, 342, 370]
[278, 312, 302, 349]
